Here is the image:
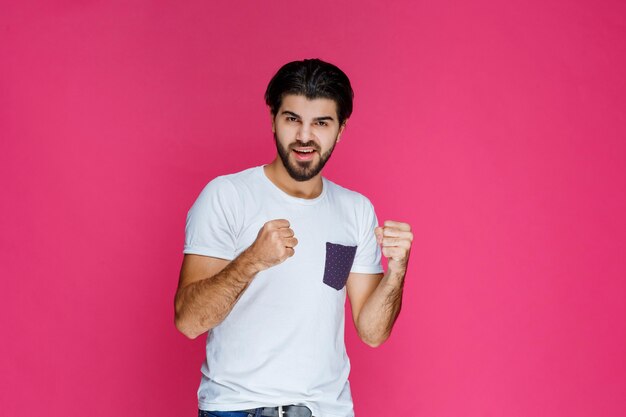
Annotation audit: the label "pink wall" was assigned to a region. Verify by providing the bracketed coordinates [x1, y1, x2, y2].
[2, 1, 625, 416]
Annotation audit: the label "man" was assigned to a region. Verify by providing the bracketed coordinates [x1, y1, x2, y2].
[175, 59, 413, 417]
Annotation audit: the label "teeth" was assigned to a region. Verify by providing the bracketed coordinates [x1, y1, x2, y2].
[295, 149, 314, 153]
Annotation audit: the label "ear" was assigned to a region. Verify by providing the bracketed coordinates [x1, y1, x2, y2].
[336, 121, 348, 143]
[269, 108, 276, 133]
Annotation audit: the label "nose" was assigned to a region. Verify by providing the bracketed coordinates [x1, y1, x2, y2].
[296, 124, 313, 142]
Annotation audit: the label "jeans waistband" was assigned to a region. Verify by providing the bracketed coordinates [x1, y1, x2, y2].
[199, 405, 313, 417]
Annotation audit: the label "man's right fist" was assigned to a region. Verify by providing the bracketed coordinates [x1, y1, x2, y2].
[248, 219, 298, 271]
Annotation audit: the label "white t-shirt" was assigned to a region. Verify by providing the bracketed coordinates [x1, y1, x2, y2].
[184, 166, 383, 417]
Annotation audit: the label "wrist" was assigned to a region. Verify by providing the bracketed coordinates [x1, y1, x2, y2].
[387, 259, 408, 275]
[239, 247, 265, 275]
[384, 265, 407, 287]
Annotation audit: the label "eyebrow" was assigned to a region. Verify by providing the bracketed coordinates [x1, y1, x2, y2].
[280, 110, 336, 122]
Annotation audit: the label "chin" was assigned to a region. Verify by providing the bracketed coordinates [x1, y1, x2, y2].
[286, 164, 318, 182]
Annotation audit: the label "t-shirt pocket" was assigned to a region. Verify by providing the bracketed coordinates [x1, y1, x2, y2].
[322, 242, 358, 290]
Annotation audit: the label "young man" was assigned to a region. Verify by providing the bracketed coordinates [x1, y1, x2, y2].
[175, 59, 413, 417]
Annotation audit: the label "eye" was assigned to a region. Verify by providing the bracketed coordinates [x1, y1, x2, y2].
[316, 121, 328, 127]
[286, 116, 298, 122]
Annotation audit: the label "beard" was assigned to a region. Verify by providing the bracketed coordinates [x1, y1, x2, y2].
[274, 133, 337, 182]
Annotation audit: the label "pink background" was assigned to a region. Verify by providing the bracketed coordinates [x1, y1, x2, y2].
[2, 1, 625, 416]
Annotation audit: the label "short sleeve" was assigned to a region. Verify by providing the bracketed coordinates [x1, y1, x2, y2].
[183, 177, 240, 260]
[350, 197, 384, 274]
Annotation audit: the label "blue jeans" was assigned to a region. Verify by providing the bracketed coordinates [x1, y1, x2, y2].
[198, 410, 261, 417]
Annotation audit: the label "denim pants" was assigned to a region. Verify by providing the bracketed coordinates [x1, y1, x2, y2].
[198, 410, 262, 417]
[198, 408, 315, 417]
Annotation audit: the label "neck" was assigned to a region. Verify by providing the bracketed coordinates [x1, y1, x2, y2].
[264, 158, 324, 199]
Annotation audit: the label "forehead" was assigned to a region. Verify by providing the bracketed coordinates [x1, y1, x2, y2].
[278, 94, 338, 119]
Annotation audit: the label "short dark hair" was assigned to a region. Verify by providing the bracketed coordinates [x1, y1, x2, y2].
[264, 59, 354, 125]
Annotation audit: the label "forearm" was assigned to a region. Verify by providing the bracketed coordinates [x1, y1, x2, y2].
[175, 248, 260, 338]
[356, 267, 406, 347]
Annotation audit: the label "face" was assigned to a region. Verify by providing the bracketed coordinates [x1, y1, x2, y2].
[272, 94, 346, 182]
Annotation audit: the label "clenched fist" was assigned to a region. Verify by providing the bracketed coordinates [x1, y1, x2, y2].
[248, 219, 298, 271]
[375, 220, 413, 272]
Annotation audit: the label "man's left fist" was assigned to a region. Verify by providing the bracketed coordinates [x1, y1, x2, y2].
[374, 220, 413, 272]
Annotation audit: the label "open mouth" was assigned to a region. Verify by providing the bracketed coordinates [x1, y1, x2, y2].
[292, 147, 317, 160]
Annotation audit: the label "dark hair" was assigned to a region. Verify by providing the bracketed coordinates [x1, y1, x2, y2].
[264, 59, 354, 125]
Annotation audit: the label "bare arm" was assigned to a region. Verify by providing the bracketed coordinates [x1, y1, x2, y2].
[347, 220, 413, 347]
[174, 251, 258, 339]
[347, 269, 406, 347]
[174, 219, 298, 339]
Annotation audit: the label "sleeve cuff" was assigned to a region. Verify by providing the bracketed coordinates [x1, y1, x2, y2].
[350, 264, 384, 274]
[183, 246, 235, 261]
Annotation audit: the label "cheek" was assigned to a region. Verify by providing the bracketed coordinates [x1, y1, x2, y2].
[274, 128, 297, 149]
[319, 131, 339, 148]
[275, 123, 296, 138]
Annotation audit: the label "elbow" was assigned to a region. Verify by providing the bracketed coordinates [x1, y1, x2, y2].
[178, 326, 201, 340]
[365, 339, 383, 348]
[175, 313, 204, 340]
[175, 319, 196, 339]
[175, 309, 220, 339]
[358, 330, 390, 348]
[174, 296, 207, 339]
[355, 316, 391, 348]
[362, 336, 387, 348]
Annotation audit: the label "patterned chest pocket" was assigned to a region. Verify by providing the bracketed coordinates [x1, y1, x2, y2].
[323, 242, 358, 290]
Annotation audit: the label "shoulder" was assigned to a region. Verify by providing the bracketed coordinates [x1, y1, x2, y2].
[188, 168, 260, 224]
[199, 166, 260, 195]
[192, 167, 261, 212]
[325, 177, 375, 210]
[216, 166, 260, 187]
